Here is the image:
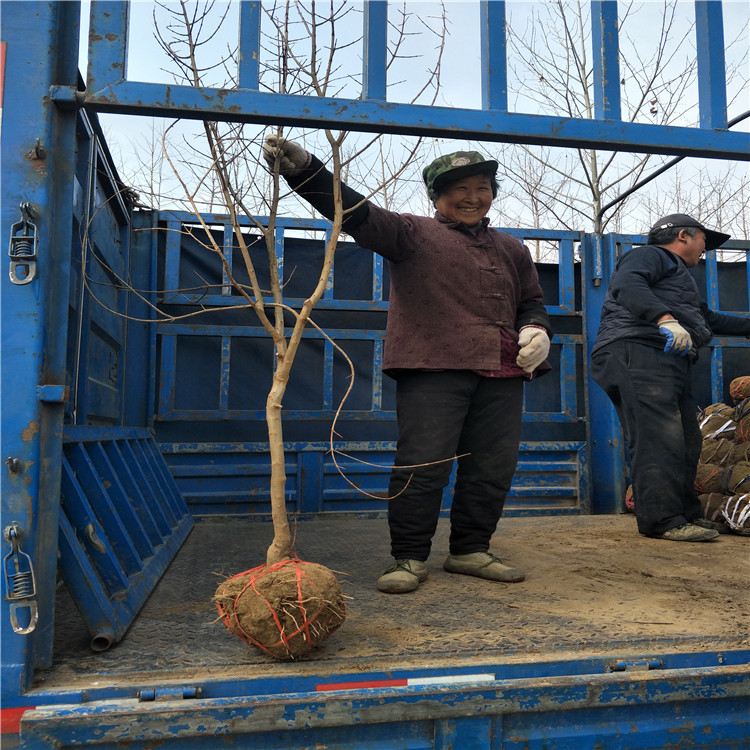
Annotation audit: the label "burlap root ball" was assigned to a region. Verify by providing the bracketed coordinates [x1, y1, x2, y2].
[698, 408, 737, 440]
[214, 559, 346, 660]
[735, 408, 750, 444]
[729, 376, 750, 404]
[721, 493, 750, 535]
[719, 461, 750, 495]
[700, 438, 735, 466]
[698, 492, 728, 522]
[694, 463, 723, 494]
[699, 402, 736, 420]
[728, 442, 750, 464]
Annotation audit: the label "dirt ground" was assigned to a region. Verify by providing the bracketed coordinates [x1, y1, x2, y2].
[46, 512, 749, 690]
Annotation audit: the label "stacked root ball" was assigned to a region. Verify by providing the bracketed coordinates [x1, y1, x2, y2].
[695, 376, 750, 534]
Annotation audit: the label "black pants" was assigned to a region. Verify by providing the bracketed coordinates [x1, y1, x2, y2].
[590, 340, 703, 536]
[387, 370, 524, 560]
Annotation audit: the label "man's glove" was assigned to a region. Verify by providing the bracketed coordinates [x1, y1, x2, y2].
[516, 326, 550, 373]
[262, 135, 311, 176]
[658, 319, 692, 355]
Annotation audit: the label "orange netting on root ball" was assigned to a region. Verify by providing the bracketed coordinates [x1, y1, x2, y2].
[729, 377, 750, 404]
[214, 558, 346, 660]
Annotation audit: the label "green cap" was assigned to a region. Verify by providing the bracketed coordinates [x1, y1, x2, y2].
[422, 151, 499, 198]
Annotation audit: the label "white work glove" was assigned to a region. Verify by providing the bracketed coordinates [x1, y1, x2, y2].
[658, 319, 692, 356]
[516, 326, 550, 373]
[262, 135, 311, 177]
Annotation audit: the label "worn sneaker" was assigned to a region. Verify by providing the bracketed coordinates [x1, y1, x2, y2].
[657, 523, 719, 542]
[377, 559, 428, 594]
[443, 552, 525, 582]
[691, 517, 731, 534]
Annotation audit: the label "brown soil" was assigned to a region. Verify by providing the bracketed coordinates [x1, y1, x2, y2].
[214, 560, 346, 660]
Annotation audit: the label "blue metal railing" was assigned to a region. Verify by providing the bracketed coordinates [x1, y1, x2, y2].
[73, 1, 750, 161]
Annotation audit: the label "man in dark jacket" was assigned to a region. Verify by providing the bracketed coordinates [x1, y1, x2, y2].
[591, 214, 750, 542]
[263, 136, 552, 592]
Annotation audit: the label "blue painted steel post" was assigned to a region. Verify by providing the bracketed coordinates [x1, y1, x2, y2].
[695, 1, 728, 130]
[362, 0, 387, 101]
[591, 1, 622, 120]
[582, 234, 627, 514]
[480, 0, 508, 111]
[87, 1, 129, 93]
[238, 1, 261, 90]
[1, 0, 80, 693]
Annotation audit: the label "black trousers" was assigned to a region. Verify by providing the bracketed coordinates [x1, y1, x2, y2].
[387, 370, 524, 560]
[590, 340, 703, 536]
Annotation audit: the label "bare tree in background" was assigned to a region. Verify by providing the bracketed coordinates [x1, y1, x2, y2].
[491, 0, 749, 250]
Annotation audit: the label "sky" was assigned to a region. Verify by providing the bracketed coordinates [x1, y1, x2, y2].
[77, 1, 749, 240]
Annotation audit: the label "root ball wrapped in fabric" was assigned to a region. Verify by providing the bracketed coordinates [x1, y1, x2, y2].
[729, 376, 750, 404]
[728, 442, 750, 464]
[719, 462, 750, 495]
[699, 402, 735, 420]
[721, 493, 750, 535]
[694, 463, 723, 494]
[214, 559, 346, 660]
[698, 409, 737, 440]
[698, 492, 728, 522]
[735, 406, 750, 445]
[700, 438, 735, 466]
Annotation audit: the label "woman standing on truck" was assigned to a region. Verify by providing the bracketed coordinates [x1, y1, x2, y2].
[263, 137, 552, 593]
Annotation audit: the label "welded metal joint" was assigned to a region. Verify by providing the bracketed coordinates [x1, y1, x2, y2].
[8, 202, 39, 285]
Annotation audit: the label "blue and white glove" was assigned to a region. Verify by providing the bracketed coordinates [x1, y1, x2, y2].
[516, 326, 550, 372]
[658, 319, 692, 356]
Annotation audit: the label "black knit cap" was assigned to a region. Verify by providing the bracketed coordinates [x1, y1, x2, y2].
[649, 213, 731, 251]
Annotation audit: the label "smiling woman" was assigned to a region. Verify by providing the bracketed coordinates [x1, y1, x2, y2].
[423, 150, 499, 226]
[263, 135, 553, 593]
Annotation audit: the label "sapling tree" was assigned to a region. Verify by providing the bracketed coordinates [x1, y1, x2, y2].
[89, 0, 449, 658]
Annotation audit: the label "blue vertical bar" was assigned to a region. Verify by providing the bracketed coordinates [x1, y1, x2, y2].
[704, 250, 720, 309]
[164, 219, 182, 296]
[220, 337, 231, 410]
[704, 249, 724, 404]
[275, 227, 284, 299]
[372, 253, 384, 302]
[591, 1, 621, 121]
[223, 224, 234, 296]
[362, 0, 388, 100]
[695, 1, 728, 130]
[238, 0, 261, 90]
[1, 0, 80, 688]
[560, 343, 577, 418]
[87, 0, 130, 91]
[559, 238, 577, 312]
[582, 233, 627, 514]
[480, 0, 508, 111]
[324, 229, 334, 299]
[323, 340, 334, 410]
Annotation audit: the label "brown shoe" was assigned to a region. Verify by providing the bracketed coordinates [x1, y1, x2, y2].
[656, 523, 719, 542]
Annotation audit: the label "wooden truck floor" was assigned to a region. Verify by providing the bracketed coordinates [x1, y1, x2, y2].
[42, 514, 749, 691]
